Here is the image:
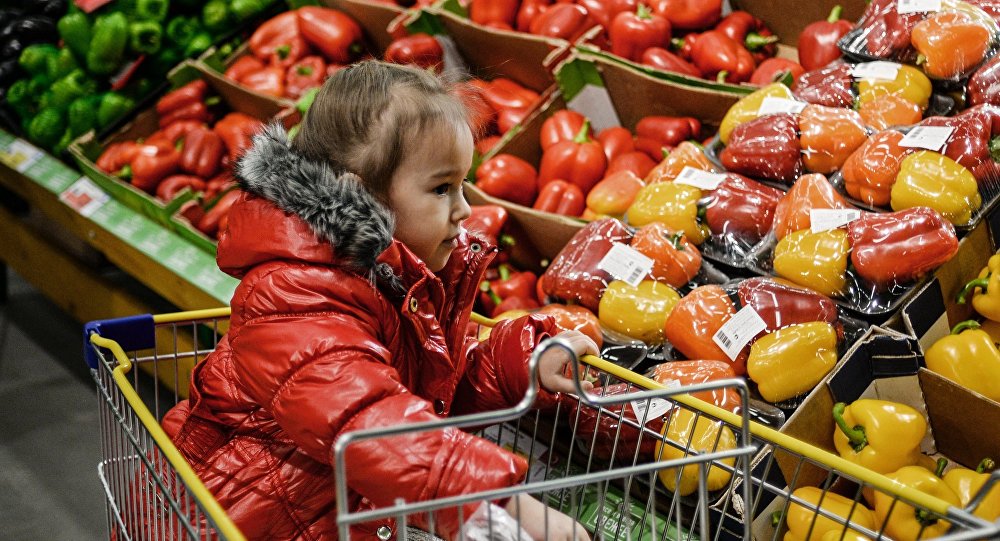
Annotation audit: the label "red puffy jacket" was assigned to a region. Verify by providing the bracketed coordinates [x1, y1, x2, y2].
[161, 125, 557, 540]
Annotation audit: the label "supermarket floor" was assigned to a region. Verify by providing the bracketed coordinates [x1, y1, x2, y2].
[0, 267, 105, 539]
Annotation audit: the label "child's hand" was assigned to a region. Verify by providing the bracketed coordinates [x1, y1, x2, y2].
[537, 331, 599, 395]
[504, 494, 591, 541]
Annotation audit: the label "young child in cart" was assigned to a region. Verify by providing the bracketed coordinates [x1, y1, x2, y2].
[161, 60, 597, 541]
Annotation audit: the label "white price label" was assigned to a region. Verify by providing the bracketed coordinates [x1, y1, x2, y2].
[899, 126, 954, 152]
[898, 0, 941, 13]
[674, 166, 727, 190]
[851, 61, 902, 81]
[630, 395, 676, 423]
[59, 176, 110, 217]
[0, 139, 43, 173]
[713, 305, 768, 361]
[757, 97, 807, 116]
[811, 209, 862, 233]
[597, 243, 654, 287]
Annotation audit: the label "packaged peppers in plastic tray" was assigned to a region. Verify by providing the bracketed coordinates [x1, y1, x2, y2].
[836, 0, 1000, 82]
[830, 104, 1000, 231]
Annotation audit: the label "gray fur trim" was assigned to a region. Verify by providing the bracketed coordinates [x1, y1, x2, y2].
[235, 123, 396, 272]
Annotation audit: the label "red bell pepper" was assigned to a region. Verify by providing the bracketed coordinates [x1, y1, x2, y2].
[750, 58, 805, 88]
[384, 33, 444, 71]
[497, 107, 528, 135]
[687, 30, 755, 83]
[475, 154, 539, 207]
[635, 115, 701, 149]
[630, 222, 702, 288]
[541, 218, 633, 311]
[97, 142, 140, 175]
[480, 264, 540, 315]
[249, 11, 308, 67]
[578, 0, 637, 28]
[239, 66, 286, 98]
[470, 0, 520, 27]
[797, 6, 854, 71]
[772, 173, 854, 240]
[198, 188, 242, 239]
[146, 120, 206, 148]
[529, 3, 595, 42]
[158, 101, 213, 129]
[516, 0, 553, 32]
[476, 135, 502, 155]
[737, 277, 840, 336]
[847, 207, 960, 288]
[567, 382, 666, 462]
[491, 296, 539, 317]
[719, 113, 802, 184]
[968, 55, 1000, 107]
[156, 175, 206, 202]
[179, 126, 225, 179]
[224, 55, 266, 84]
[540, 110, 591, 151]
[920, 110, 994, 173]
[213, 112, 264, 161]
[533, 179, 586, 216]
[649, 0, 721, 31]
[204, 172, 235, 201]
[633, 136, 669, 162]
[701, 173, 784, 245]
[607, 151, 657, 179]
[285, 56, 326, 100]
[662, 284, 746, 374]
[596, 126, 636, 162]
[455, 80, 497, 138]
[465, 204, 510, 248]
[538, 119, 608, 194]
[481, 78, 540, 112]
[296, 7, 362, 64]
[640, 46, 702, 77]
[648, 360, 742, 412]
[714, 11, 779, 61]
[156, 80, 208, 117]
[861, 0, 921, 57]
[536, 304, 603, 347]
[609, 4, 672, 62]
[792, 62, 855, 108]
[131, 144, 180, 193]
[585, 170, 645, 217]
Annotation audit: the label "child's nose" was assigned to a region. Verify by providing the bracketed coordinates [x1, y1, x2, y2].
[453, 193, 472, 223]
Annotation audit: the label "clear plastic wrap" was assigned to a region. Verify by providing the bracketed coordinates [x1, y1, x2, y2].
[566, 382, 668, 463]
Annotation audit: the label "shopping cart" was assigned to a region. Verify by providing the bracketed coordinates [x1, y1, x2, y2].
[85, 309, 1000, 541]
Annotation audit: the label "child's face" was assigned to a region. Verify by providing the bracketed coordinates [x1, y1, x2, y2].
[388, 120, 474, 272]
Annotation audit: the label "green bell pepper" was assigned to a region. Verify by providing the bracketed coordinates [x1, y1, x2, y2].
[28, 108, 67, 148]
[231, 0, 271, 21]
[49, 70, 98, 112]
[202, 0, 231, 33]
[97, 92, 135, 129]
[27, 74, 50, 99]
[87, 12, 129, 76]
[129, 20, 163, 55]
[19, 44, 59, 77]
[57, 11, 92, 63]
[184, 32, 214, 57]
[68, 95, 101, 137]
[53, 129, 75, 156]
[47, 47, 80, 82]
[5, 79, 35, 119]
[166, 16, 200, 50]
[136, 0, 170, 22]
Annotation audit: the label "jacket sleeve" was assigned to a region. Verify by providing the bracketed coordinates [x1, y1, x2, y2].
[451, 314, 560, 416]
[230, 314, 527, 539]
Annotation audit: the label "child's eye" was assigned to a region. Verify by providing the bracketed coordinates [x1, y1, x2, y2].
[434, 183, 450, 195]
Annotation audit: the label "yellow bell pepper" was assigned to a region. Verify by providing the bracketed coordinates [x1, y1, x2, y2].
[747, 322, 838, 403]
[943, 458, 1000, 522]
[626, 182, 709, 244]
[832, 399, 927, 474]
[957, 254, 1000, 322]
[773, 229, 849, 297]
[820, 530, 872, 541]
[783, 487, 877, 541]
[655, 408, 736, 496]
[856, 64, 932, 111]
[924, 320, 1000, 402]
[891, 151, 981, 225]
[598, 280, 681, 344]
[719, 82, 795, 145]
[873, 465, 961, 541]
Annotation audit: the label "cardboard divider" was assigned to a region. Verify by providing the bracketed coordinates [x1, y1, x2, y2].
[319, 0, 406, 53]
[731, 0, 868, 47]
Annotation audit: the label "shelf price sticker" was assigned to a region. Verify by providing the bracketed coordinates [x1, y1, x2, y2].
[898, 0, 941, 13]
[713, 305, 767, 361]
[1, 139, 43, 173]
[811, 209, 862, 233]
[674, 167, 727, 190]
[598, 243, 654, 287]
[851, 61, 902, 81]
[757, 97, 807, 116]
[59, 176, 110, 217]
[899, 126, 954, 152]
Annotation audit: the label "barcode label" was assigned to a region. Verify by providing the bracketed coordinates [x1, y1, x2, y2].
[757, 97, 807, 116]
[597, 243, 654, 287]
[674, 166, 727, 190]
[713, 305, 768, 361]
[898, 0, 941, 13]
[852, 61, 901, 81]
[899, 126, 954, 152]
[811, 209, 862, 233]
[630, 396, 675, 423]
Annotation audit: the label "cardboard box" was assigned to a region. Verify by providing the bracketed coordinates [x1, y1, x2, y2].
[731, 0, 868, 47]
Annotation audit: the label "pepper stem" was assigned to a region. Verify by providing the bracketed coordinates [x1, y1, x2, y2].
[934, 457, 948, 478]
[499, 234, 516, 250]
[951, 320, 982, 335]
[977, 458, 996, 473]
[276, 44, 291, 60]
[498, 264, 511, 281]
[916, 53, 927, 66]
[637, 3, 653, 19]
[480, 281, 502, 306]
[957, 277, 989, 304]
[573, 119, 592, 144]
[989, 136, 1000, 163]
[771, 510, 784, 528]
[671, 37, 686, 51]
[828, 5, 843, 23]
[833, 403, 868, 452]
[717, 71, 729, 83]
[667, 231, 685, 251]
[745, 32, 779, 51]
[116, 165, 132, 179]
[776, 70, 795, 88]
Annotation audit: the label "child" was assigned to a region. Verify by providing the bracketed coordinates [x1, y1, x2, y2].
[161, 61, 597, 540]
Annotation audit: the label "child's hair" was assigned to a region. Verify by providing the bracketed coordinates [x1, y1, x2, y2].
[292, 61, 471, 202]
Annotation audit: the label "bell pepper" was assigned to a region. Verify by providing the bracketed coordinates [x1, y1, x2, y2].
[943, 458, 1000, 522]
[475, 154, 539, 207]
[842, 130, 912, 206]
[497, 108, 527, 135]
[793, 62, 855, 109]
[202, 0, 232, 32]
[131, 144, 181, 193]
[480, 78, 540, 112]
[156, 175, 206, 202]
[198, 188, 242, 239]
[533, 179, 586, 216]
[847, 207, 959, 288]
[213, 112, 264, 161]
[224, 56, 265, 84]
[798, 6, 855, 71]
[240, 66, 285, 98]
[649, 0, 721, 30]
[179, 126, 225, 179]
[630, 223, 701, 288]
[384, 33, 444, 71]
[750, 58, 805, 88]
[157, 80, 208, 122]
[773, 174, 854, 240]
[516, 0, 553, 31]
[636, 116, 700, 150]
[799, 105, 869, 174]
[912, 10, 993, 79]
[737, 277, 840, 335]
[891, 151, 981, 225]
[470, 0, 519, 27]
[599, 280, 680, 343]
[857, 64, 931, 111]
[968, 55, 1000, 106]
[958, 254, 1000, 322]
[18, 44, 58, 78]
[147, 120, 207, 148]
[67, 95, 99, 138]
[87, 12, 128, 76]
[284, 56, 326, 100]
[538, 119, 608, 194]
[774, 229, 849, 297]
[609, 5, 672, 63]
[129, 20, 163, 55]
[607, 151, 657, 179]
[662, 285, 745, 373]
[541, 218, 633, 311]
[135, 0, 169, 21]
[464, 204, 510, 248]
[97, 141, 139, 175]
[49, 70, 97, 112]
[702, 174, 783, 245]
[686, 30, 755, 83]
[714, 10, 779, 61]
[924, 320, 1000, 402]
[480, 265, 539, 316]
[569, 382, 665, 462]
[857, 93, 924, 132]
[920, 111, 995, 173]
[626, 182, 709, 245]
[249, 12, 306, 67]
[645, 141, 718, 184]
[536, 304, 603, 348]
[58, 11, 92, 63]
[641, 46, 701, 77]
[719, 83, 795, 145]
[27, 109, 65, 149]
[649, 360, 741, 413]
[783, 487, 878, 541]
[296, 7, 362, 65]
[585, 170, 645, 217]
[529, 3, 595, 42]
[832, 399, 926, 474]
[596, 126, 635, 163]
[720, 113, 802, 184]
[540, 110, 590, 151]
[873, 465, 961, 541]
[862, 0, 922, 57]
[655, 408, 736, 496]
[748, 322, 838, 403]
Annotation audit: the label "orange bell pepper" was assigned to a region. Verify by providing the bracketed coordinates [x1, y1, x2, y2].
[799, 105, 870, 174]
[858, 94, 924, 131]
[585, 170, 645, 217]
[772, 173, 854, 240]
[842, 130, 914, 207]
[911, 9, 994, 79]
[662, 285, 747, 375]
[644, 141, 718, 184]
[649, 360, 742, 413]
[630, 222, 702, 288]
